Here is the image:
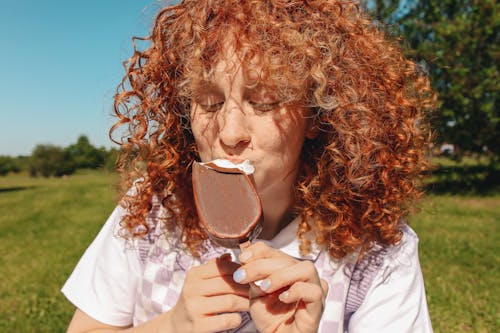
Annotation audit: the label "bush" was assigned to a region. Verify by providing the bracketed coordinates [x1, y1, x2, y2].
[0, 156, 22, 176]
[29, 145, 76, 177]
[66, 135, 106, 169]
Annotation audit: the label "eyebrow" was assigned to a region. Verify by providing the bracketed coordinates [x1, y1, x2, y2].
[191, 80, 277, 99]
[191, 83, 223, 99]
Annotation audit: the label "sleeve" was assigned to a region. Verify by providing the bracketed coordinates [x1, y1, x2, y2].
[348, 226, 433, 333]
[61, 205, 142, 327]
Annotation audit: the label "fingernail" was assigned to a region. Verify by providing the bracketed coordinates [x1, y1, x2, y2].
[260, 279, 271, 291]
[239, 251, 252, 262]
[254, 279, 264, 287]
[233, 269, 246, 283]
[279, 291, 289, 301]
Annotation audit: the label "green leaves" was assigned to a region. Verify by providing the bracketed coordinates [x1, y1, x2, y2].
[363, 0, 500, 158]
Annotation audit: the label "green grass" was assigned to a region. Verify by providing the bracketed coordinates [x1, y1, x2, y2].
[0, 171, 117, 332]
[0, 171, 499, 332]
[410, 196, 499, 332]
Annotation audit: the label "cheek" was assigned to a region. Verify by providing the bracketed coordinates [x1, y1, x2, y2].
[191, 116, 218, 155]
[268, 111, 308, 151]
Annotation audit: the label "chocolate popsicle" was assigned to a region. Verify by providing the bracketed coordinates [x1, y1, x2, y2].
[192, 159, 263, 248]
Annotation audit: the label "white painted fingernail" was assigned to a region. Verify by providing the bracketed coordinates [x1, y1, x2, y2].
[259, 279, 271, 291]
[233, 269, 246, 283]
[279, 291, 289, 301]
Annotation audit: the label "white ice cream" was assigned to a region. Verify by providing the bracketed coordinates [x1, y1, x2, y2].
[201, 159, 255, 175]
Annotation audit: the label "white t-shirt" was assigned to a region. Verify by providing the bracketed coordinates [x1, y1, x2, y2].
[62, 204, 433, 332]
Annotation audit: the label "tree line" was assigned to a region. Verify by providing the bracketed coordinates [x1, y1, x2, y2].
[0, 135, 119, 177]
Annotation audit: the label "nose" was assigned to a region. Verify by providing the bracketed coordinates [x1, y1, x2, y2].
[218, 103, 251, 150]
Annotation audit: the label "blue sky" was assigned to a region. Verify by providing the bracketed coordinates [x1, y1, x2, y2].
[0, 0, 165, 156]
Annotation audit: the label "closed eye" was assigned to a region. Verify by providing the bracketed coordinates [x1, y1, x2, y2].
[249, 101, 281, 112]
[199, 101, 224, 112]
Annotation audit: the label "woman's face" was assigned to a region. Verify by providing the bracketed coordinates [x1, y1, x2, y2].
[190, 52, 315, 202]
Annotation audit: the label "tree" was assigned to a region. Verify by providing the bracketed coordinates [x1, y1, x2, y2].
[363, 0, 499, 159]
[0, 156, 17, 176]
[65, 135, 106, 169]
[29, 144, 76, 177]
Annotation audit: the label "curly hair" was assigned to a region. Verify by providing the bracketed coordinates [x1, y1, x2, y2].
[111, 0, 435, 259]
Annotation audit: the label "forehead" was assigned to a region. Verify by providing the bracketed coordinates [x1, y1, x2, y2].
[212, 43, 262, 81]
[182, 36, 300, 103]
[190, 48, 264, 94]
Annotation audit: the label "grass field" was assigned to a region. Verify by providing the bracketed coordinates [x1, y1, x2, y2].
[0, 171, 118, 332]
[0, 171, 499, 332]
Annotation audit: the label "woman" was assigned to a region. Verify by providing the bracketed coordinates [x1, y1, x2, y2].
[63, 1, 435, 332]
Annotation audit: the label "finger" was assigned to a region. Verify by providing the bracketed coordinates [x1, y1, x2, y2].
[320, 278, 329, 296]
[278, 281, 325, 317]
[188, 255, 240, 279]
[248, 282, 267, 298]
[232, 257, 293, 284]
[196, 294, 249, 315]
[197, 276, 250, 297]
[196, 313, 243, 332]
[254, 260, 321, 293]
[238, 241, 283, 263]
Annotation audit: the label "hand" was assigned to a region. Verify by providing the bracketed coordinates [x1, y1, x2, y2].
[167, 253, 250, 333]
[233, 242, 328, 333]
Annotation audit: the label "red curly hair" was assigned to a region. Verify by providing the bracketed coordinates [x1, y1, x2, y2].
[111, 0, 435, 259]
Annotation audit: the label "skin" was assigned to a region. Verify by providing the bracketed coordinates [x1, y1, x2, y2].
[191, 50, 328, 332]
[237, 242, 329, 333]
[66, 49, 327, 333]
[190, 51, 315, 239]
[66, 256, 249, 333]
